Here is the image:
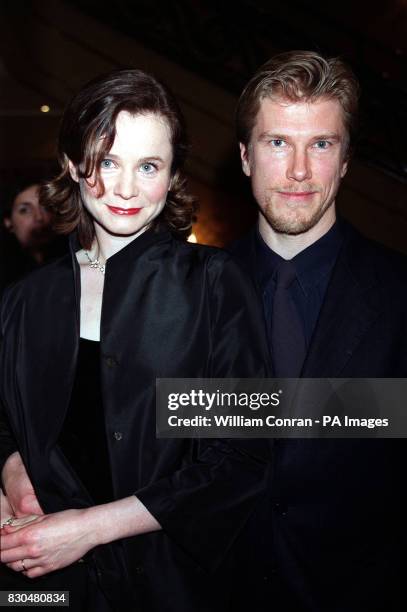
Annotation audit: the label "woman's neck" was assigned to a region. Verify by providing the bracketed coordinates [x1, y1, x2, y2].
[92, 224, 149, 262]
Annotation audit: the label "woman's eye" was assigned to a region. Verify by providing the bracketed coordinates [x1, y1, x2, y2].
[101, 159, 114, 169]
[16, 204, 31, 215]
[140, 163, 156, 174]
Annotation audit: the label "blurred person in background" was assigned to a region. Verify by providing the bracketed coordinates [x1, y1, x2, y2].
[0, 176, 67, 294]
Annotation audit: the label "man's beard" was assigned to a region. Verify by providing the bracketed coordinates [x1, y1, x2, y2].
[261, 190, 334, 236]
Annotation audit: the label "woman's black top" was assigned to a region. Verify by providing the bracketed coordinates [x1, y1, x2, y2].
[58, 338, 114, 505]
[0, 230, 271, 611]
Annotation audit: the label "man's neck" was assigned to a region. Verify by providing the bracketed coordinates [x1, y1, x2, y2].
[258, 209, 337, 260]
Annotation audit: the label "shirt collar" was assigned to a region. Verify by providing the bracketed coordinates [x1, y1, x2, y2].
[69, 226, 171, 263]
[255, 221, 344, 296]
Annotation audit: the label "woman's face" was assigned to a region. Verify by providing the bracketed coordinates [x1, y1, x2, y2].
[70, 111, 173, 239]
[4, 184, 53, 249]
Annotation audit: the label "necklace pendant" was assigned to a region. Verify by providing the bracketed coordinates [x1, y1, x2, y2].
[85, 251, 106, 275]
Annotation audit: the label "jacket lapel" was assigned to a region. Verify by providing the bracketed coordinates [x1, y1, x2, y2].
[19, 255, 79, 450]
[302, 228, 382, 377]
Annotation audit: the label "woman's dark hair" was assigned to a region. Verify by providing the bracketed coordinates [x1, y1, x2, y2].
[1, 167, 57, 220]
[41, 69, 196, 248]
[2, 180, 38, 219]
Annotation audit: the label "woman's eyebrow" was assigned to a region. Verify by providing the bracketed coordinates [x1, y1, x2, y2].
[138, 156, 165, 164]
[104, 153, 165, 163]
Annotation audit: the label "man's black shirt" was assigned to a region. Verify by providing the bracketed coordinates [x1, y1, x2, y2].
[255, 221, 343, 350]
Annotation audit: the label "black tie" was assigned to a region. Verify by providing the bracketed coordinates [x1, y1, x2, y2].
[270, 260, 307, 377]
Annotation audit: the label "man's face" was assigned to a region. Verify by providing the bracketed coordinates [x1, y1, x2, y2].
[69, 111, 173, 240]
[240, 96, 349, 235]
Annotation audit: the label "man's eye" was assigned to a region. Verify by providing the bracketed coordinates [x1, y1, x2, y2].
[140, 163, 156, 174]
[270, 139, 285, 147]
[101, 159, 115, 169]
[314, 140, 330, 149]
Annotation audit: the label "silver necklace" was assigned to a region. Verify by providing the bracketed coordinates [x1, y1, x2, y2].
[84, 250, 106, 275]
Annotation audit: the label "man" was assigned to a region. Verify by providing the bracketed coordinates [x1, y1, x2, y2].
[230, 51, 407, 612]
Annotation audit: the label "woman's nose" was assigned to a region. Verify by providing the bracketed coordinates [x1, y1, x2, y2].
[113, 171, 139, 200]
[33, 206, 50, 225]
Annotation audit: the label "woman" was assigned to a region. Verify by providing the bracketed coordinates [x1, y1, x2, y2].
[0, 70, 270, 611]
[0, 178, 67, 295]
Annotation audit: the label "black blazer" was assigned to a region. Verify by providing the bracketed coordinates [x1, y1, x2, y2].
[230, 221, 407, 612]
[0, 229, 271, 612]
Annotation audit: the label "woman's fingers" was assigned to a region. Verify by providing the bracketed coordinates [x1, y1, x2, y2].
[7, 558, 32, 572]
[1, 523, 37, 548]
[0, 489, 14, 526]
[4, 515, 40, 530]
[23, 565, 45, 579]
[1, 545, 29, 564]
[19, 494, 43, 516]
[2, 453, 44, 517]
[5, 558, 44, 578]
[0, 521, 42, 562]
[2, 508, 91, 576]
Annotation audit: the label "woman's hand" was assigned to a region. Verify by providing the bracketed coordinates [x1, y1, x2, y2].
[0, 488, 14, 528]
[2, 452, 43, 517]
[0, 509, 95, 578]
[0, 495, 161, 578]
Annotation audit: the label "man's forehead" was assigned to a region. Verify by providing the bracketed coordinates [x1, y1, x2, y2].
[254, 95, 346, 135]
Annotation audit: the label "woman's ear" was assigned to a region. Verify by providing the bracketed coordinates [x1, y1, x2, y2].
[68, 160, 79, 183]
[3, 217, 13, 233]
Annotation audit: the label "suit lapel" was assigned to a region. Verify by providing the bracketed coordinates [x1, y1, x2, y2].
[232, 223, 384, 378]
[302, 230, 382, 377]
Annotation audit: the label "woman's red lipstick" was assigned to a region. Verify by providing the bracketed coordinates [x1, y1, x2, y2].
[107, 205, 142, 215]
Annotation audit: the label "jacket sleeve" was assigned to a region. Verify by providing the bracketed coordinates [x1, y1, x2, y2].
[136, 253, 272, 571]
[0, 404, 18, 485]
[0, 293, 19, 483]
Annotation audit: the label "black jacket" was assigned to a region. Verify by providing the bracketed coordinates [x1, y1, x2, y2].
[230, 221, 407, 612]
[0, 229, 271, 611]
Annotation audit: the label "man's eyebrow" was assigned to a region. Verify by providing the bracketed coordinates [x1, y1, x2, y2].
[257, 132, 342, 142]
[311, 133, 341, 141]
[257, 132, 286, 141]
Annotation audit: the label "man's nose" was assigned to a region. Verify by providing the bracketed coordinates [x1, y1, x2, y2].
[113, 170, 139, 200]
[286, 148, 312, 182]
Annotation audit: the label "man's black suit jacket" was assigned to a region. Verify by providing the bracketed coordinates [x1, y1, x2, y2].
[230, 221, 407, 612]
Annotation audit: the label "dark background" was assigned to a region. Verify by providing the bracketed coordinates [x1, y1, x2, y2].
[0, 0, 406, 250]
